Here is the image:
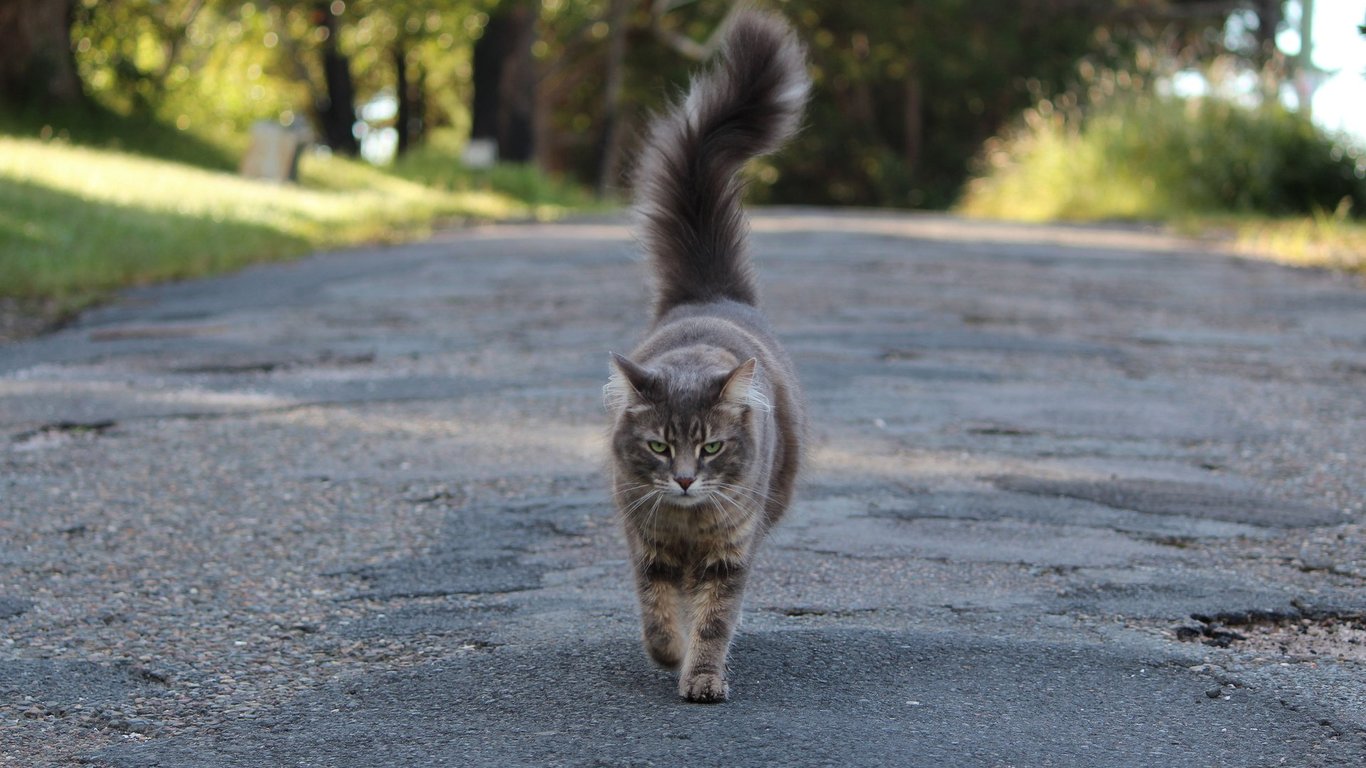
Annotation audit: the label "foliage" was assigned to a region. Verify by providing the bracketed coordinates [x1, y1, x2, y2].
[776, 0, 1125, 208]
[64, 0, 487, 160]
[959, 79, 1366, 221]
[0, 99, 238, 171]
[6, 0, 1358, 218]
[71, 0, 300, 151]
[1221, 212, 1366, 273]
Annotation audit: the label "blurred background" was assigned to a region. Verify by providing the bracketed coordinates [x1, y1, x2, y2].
[1, 0, 1364, 328]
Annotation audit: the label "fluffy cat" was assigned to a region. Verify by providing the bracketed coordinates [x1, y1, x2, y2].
[605, 11, 809, 703]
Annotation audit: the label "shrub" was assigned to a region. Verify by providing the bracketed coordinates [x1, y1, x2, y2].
[960, 91, 1366, 221]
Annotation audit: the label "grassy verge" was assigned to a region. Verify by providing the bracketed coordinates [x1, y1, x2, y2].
[0, 132, 594, 324]
[388, 129, 599, 209]
[958, 89, 1366, 273]
[1177, 213, 1366, 273]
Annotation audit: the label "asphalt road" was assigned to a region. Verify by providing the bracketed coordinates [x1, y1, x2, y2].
[2, 210, 1364, 767]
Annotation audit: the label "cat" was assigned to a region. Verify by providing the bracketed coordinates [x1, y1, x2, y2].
[604, 10, 809, 703]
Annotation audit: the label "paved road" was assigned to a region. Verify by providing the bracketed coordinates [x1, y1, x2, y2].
[2, 210, 1364, 766]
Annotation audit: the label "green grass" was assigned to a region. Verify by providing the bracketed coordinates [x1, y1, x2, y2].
[1180, 211, 1366, 273]
[388, 129, 601, 209]
[0, 101, 241, 172]
[957, 92, 1366, 272]
[0, 129, 596, 316]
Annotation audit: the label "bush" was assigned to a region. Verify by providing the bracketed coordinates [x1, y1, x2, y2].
[960, 91, 1366, 221]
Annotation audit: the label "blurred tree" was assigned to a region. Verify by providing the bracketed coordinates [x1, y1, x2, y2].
[16, 0, 1321, 211]
[0, 0, 84, 106]
[777, 1, 1152, 206]
[312, 1, 360, 155]
[1127, 0, 1290, 98]
[741, 1, 1299, 207]
[68, 0, 210, 115]
[527, 0, 1145, 206]
[393, 40, 417, 153]
[346, 0, 484, 155]
[592, 0, 631, 196]
[471, 0, 537, 162]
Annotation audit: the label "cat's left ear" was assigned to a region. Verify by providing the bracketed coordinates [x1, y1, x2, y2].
[719, 358, 769, 411]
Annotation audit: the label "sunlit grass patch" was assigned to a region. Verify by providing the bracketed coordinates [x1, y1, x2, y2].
[958, 89, 1366, 273]
[961, 96, 1365, 222]
[0, 135, 561, 311]
[387, 129, 604, 212]
[1180, 210, 1366, 273]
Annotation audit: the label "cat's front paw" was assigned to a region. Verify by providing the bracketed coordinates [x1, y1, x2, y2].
[680, 671, 729, 703]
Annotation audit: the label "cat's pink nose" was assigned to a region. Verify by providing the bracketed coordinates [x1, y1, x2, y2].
[675, 476, 694, 491]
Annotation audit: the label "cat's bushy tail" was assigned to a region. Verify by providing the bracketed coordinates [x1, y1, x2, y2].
[634, 11, 809, 318]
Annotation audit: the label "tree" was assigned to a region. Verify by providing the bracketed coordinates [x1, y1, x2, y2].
[68, 0, 210, 115]
[470, 0, 537, 163]
[312, 1, 360, 155]
[0, 0, 84, 106]
[593, 0, 629, 195]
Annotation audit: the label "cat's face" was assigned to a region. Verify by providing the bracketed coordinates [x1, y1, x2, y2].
[608, 355, 763, 511]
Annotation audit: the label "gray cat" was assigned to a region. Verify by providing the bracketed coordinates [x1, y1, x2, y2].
[605, 11, 809, 703]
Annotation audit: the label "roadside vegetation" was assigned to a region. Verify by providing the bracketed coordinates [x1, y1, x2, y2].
[958, 62, 1366, 273]
[0, 115, 590, 319]
[387, 129, 597, 210]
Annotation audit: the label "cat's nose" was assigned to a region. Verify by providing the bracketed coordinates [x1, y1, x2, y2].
[675, 476, 694, 491]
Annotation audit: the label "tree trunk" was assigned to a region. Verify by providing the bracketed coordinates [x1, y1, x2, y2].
[0, 0, 83, 107]
[470, 1, 538, 163]
[470, 11, 504, 144]
[314, 1, 359, 156]
[1251, 0, 1284, 99]
[393, 42, 411, 155]
[1293, 0, 1314, 119]
[411, 59, 427, 146]
[594, 0, 629, 197]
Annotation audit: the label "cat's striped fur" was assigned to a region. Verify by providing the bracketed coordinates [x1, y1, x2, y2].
[606, 11, 809, 703]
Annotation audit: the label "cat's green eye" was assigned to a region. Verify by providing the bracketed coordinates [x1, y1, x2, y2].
[701, 441, 723, 455]
[647, 440, 670, 455]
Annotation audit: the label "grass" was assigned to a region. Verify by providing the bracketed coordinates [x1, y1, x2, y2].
[958, 90, 1366, 273]
[1180, 211, 1366, 273]
[0, 101, 241, 172]
[0, 128, 595, 318]
[388, 129, 599, 209]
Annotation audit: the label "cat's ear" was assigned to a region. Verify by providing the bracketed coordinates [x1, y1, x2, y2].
[605, 353, 656, 411]
[719, 358, 770, 412]
[611, 353, 655, 393]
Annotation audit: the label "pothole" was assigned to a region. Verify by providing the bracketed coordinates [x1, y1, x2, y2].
[1172, 608, 1366, 661]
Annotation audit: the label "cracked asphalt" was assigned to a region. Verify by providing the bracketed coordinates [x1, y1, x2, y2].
[2, 210, 1364, 766]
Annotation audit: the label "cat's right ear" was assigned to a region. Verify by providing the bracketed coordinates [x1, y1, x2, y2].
[605, 353, 656, 412]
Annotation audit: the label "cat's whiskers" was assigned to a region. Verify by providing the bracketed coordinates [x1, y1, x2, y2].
[646, 489, 667, 545]
[613, 483, 652, 498]
[707, 486, 751, 527]
[620, 488, 662, 519]
[711, 481, 775, 509]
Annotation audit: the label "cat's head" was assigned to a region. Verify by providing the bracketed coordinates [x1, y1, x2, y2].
[606, 351, 769, 510]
